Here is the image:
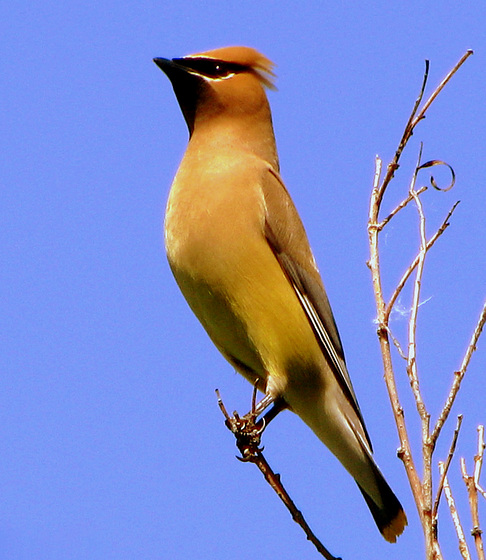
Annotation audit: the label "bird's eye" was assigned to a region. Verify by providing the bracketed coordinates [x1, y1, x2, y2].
[205, 60, 233, 78]
[178, 57, 247, 80]
[212, 63, 233, 77]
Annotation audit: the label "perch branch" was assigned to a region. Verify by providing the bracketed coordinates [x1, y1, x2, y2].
[216, 390, 341, 560]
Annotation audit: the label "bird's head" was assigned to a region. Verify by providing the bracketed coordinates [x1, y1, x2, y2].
[154, 46, 276, 135]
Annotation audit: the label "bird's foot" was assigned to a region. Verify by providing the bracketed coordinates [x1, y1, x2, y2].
[216, 386, 266, 461]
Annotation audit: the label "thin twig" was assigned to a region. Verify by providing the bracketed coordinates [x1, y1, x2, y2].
[460, 426, 486, 560]
[385, 201, 460, 324]
[433, 415, 463, 525]
[374, 50, 472, 213]
[407, 146, 430, 429]
[474, 424, 486, 502]
[410, 50, 474, 130]
[374, 60, 429, 209]
[377, 186, 428, 230]
[475, 426, 485, 488]
[438, 461, 471, 560]
[431, 301, 486, 445]
[386, 324, 408, 360]
[462, 453, 486, 560]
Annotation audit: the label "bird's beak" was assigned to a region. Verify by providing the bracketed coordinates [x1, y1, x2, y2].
[153, 57, 202, 136]
[153, 57, 192, 79]
[154, 57, 176, 75]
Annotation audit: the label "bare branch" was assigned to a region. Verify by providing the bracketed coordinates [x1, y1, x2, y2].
[407, 146, 430, 430]
[433, 415, 463, 523]
[377, 186, 428, 231]
[432, 301, 486, 445]
[459, 304, 486, 389]
[462, 454, 486, 560]
[385, 201, 460, 324]
[386, 324, 408, 360]
[410, 50, 474, 131]
[406, 153, 437, 560]
[368, 158, 425, 518]
[438, 461, 471, 560]
[374, 59, 430, 209]
[249, 451, 341, 560]
[475, 426, 485, 487]
[216, 390, 341, 560]
[374, 50, 472, 211]
[367, 50, 475, 560]
[477, 485, 486, 501]
[461, 426, 486, 560]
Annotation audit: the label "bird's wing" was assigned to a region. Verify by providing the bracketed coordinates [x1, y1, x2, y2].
[261, 166, 372, 449]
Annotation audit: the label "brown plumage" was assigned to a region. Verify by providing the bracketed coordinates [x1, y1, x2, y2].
[154, 46, 407, 542]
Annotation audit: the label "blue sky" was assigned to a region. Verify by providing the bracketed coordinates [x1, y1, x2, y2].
[1, 2, 485, 559]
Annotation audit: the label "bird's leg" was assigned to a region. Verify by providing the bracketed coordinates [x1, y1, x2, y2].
[216, 384, 288, 461]
[260, 396, 288, 425]
[250, 381, 289, 429]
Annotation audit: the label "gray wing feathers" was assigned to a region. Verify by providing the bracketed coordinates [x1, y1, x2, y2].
[262, 167, 372, 449]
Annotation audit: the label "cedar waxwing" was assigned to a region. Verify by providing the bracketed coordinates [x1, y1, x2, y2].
[154, 46, 407, 542]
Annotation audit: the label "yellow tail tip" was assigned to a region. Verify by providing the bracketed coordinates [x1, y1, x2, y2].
[382, 509, 408, 543]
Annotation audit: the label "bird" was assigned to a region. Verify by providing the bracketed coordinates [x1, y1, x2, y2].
[153, 46, 407, 543]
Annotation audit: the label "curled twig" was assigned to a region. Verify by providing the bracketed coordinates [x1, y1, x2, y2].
[417, 160, 456, 192]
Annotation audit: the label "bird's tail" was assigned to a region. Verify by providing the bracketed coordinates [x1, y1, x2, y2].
[355, 456, 407, 543]
[288, 389, 407, 542]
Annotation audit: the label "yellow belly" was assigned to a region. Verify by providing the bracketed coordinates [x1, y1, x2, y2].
[164, 149, 325, 397]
